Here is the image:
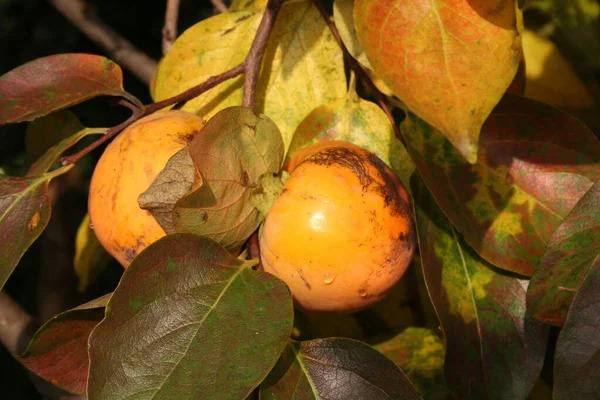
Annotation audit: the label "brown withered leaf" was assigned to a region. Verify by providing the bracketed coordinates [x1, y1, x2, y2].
[138, 147, 199, 234]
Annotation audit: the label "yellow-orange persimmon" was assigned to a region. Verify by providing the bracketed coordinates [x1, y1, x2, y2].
[88, 110, 205, 268]
[260, 141, 416, 312]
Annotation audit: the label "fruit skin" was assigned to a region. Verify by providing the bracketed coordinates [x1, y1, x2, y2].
[88, 110, 205, 268]
[260, 140, 416, 312]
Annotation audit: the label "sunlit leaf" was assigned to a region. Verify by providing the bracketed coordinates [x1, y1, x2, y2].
[553, 259, 600, 399]
[523, 29, 594, 110]
[354, 0, 522, 163]
[401, 94, 600, 276]
[16, 294, 110, 395]
[154, 0, 346, 150]
[0, 165, 73, 290]
[138, 147, 199, 234]
[25, 112, 106, 176]
[260, 338, 423, 399]
[0, 54, 126, 124]
[413, 177, 548, 400]
[74, 214, 111, 293]
[88, 234, 293, 400]
[288, 81, 414, 190]
[230, 0, 268, 10]
[374, 327, 448, 400]
[527, 181, 600, 326]
[174, 107, 284, 252]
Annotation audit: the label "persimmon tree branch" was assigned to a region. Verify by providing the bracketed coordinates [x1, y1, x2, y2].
[61, 0, 284, 166]
[162, 0, 182, 55]
[210, 0, 229, 13]
[47, 0, 158, 85]
[312, 0, 405, 143]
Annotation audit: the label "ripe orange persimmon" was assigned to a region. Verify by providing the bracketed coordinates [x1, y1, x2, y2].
[88, 110, 205, 268]
[259, 140, 416, 312]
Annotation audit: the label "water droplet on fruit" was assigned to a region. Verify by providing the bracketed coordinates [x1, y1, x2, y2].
[89, 222, 94, 230]
[358, 289, 368, 297]
[323, 272, 335, 285]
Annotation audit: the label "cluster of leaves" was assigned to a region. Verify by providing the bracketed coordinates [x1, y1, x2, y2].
[1, 0, 599, 399]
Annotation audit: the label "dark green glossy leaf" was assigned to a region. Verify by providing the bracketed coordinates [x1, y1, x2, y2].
[87, 234, 293, 400]
[0, 165, 73, 290]
[554, 259, 600, 399]
[260, 338, 423, 400]
[174, 107, 284, 252]
[413, 176, 548, 400]
[25, 111, 106, 176]
[374, 328, 448, 400]
[401, 94, 600, 276]
[528, 180, 600, 326]
[16, 294, 110, 395]
[0, 54, 126, 124]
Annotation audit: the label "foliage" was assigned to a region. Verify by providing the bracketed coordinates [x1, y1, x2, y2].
[1, 0, 599, 398]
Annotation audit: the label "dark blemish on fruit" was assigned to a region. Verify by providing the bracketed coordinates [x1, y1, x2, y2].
[298, 270, 312, 290]
[111, 191, 118, 213]
[302, 147, 373, 190]
[367, 153, 410, 217]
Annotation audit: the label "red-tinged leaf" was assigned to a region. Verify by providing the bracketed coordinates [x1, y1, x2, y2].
[412, 177, 549, 400]
[401, 94, 600, 276]
[260, 338, 423, 400]
[25, 111, 106, 176]
[553, 259, 600, 399]
[354, 0, 522, 163]
[0, 165, 73, 290]
[374, 327, 448, 400]
[174, 107, 284, 252]
[87, 234, 293, 400]
[528, 180, 600, 326]
[0, 54, 126, 124]
[16, 294, 110, 395]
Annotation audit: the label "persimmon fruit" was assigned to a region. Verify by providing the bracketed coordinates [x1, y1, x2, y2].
[260, 140, 416, 312]
[88, 110, 205, 268]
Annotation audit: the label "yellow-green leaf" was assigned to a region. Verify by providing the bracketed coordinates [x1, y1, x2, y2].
[230, 0, 268, 10]
[74, 214, 111, 293]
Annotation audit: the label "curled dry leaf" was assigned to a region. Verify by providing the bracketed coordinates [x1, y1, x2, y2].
[174, 106, 284, 252]
[354, 0, 523, 163]
[138, 146, 199, 234]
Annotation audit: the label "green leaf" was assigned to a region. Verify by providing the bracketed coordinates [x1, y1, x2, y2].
[354, 0, 522, 163]
[401, 94, 600, 276]
[288, 80, 414, 190]
[154, 0, 346, 150]
[0, 165, 73, 290]
[174, 107, 284, 252]
[74, 214, 111, 293]
[412, 176, 549, 400]
[16, 294, 110, 395]
[553, 258, 600, 399]
[0, 54, 128, 124]
[374, 327, 448, 400]
[260, 338, 423, 399]
[527, 180, 600, 326]
[87, 234, 293, 400]
[25, 111, 106, 176]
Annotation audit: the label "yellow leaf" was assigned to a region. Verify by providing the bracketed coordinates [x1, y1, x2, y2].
[74, 214, 111, 293]
[154, 1, 347, 151]
[523, 29, 594, 110]
[230, 0, 268, 10]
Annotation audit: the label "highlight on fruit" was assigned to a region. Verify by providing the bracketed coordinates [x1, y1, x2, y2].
[88, 110, 205, 268]
[260, 140, 416, 313]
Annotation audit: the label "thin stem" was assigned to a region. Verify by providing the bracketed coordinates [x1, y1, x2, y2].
[242, 0, 284, 110]
[162, 0, 181, 55]
[210, 0, 228, 13]
[312, 0, 406, 143]
[60, 109, 141, 165]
